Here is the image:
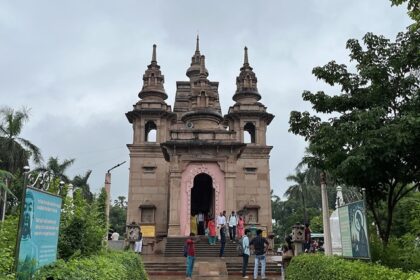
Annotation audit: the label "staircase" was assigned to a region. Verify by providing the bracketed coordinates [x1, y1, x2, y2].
[226, 260, 282, 276]
[165, 237, 238, 257]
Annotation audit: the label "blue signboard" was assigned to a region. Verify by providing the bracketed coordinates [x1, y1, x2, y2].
[17, 187, 62, 278]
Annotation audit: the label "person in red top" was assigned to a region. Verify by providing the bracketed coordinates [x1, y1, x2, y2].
[207, 218, 217, 245]
[185, 233, 196, 280]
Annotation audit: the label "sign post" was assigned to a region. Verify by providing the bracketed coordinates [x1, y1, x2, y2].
[338, 200, 370, 259]
[14, 169, 62, 279]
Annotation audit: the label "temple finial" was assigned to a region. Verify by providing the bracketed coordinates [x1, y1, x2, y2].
[196, 34, 200, 53]
[200, 55, 206, 75]
[152, 44, 157, 63]
[244, 46, 249, 65]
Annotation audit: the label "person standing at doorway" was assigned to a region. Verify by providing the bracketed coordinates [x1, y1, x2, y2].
[219, 225, 226, 257]
[208, 218, 217, 245]
[185, 233, 196, 280]
[229, 211, 238, 241]
[242, 229, 251, 278]
[217, 212, 226, 241]
[250, 229, 269, 280]
[237, 215, 245, 238]
[190, 215, 197, 236]
[198, 212, 205, 235]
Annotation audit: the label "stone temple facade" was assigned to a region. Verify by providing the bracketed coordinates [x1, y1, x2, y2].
[126, 37, 274, 242]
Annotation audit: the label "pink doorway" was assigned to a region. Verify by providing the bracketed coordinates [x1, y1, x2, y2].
[180, 163, 225, 236]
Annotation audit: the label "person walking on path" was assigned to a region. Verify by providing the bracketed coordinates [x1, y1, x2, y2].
[242, 229, 251, 278]
[208, 217, 217, 245]
[229, 211, 238, 241]
[237, 215, 245, 238]
[217, 212, 226, 241]
[190, 215, 197, 236]
[185, 233, 196, 280]
[250, 229, 269, 280]
[219, 225, 226, 257]
[134, 231, 143, 254]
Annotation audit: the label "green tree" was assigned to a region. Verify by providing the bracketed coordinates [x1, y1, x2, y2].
[110, 196, 127, 235]
[36, 157, 75, 183]
[0, 107, 42, 174]
[289, 28, 420, 245]
[71, 170, 93, 202]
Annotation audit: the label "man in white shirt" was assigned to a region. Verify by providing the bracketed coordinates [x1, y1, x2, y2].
[242, 229, 251, 278]
[229, 211, 238, 241]
[216, 212, 226, 241]
[198, 212, 205, 235]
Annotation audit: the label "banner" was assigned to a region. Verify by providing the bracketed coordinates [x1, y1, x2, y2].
[338, 200, 370, 259]
[17, 187, 62, 278]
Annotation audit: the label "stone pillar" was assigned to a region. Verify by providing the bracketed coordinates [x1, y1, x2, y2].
[105, 172, 111, 241]
[168, 172, 181, 236]
[321, 172, 332, 255]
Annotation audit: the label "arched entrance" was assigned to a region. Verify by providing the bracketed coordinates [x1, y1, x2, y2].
[179, 163, 225, 236]
[191, 173, 214, 235]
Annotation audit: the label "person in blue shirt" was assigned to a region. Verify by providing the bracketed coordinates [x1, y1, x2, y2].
[242, 229, 251, 278]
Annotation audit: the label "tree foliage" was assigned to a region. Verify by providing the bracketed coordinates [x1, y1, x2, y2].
[289, 28, 420, 245]
[0, 107, 42, 174]
[110, 196, 127, 235]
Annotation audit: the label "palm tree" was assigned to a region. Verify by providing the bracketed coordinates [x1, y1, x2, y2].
[0, 107, 42, 173]
[286, 170, 309, 224]
[36, 157, 75, 182]
[71, 170, 93, 202]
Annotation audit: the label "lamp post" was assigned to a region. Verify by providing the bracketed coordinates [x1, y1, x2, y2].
[320, 171, 332, 255]
[104, 161, 126, 240]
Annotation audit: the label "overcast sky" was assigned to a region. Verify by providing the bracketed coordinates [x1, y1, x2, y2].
[0, 0, 411, 202]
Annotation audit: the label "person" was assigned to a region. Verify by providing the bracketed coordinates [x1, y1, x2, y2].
[237, 215, 245, 238]
[219, 225, 226, 257]
[198, 212, 205, 235]
[304, 223, 312, 252]
[250, 229, 269, 280]
[242, 229, 251, 278]
[229, 211, 238, 241]
[208, 218, 217, 245]
[185, 233, 196, 280]
[190, 215, 197, 236]
[352, 211, 368, 257]
[134, 231, 143, 254]
[111, 231, 120, 241]
[216, 212, 226, 241]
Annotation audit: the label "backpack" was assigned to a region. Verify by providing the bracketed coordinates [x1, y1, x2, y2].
[236, 237, 244, 256]
[183, 241, 188, 257]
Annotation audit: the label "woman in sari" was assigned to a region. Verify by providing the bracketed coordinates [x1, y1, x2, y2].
[237, 215, 245, 238]
[190, 215, 198, 235]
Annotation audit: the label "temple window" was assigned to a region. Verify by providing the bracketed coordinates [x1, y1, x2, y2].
[244, 122, 256, 143]
[145, 121, 157, 142]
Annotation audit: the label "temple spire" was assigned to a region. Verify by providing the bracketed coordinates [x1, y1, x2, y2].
[200, 55, 205, 75]
[196, 34, 200, 53]
[244, 46, 249, 66]
[151, 44, 157, 63]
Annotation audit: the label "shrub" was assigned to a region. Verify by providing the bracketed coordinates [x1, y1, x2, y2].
[286, 254, 420, 280]
[0, 216, 18, 280]
[33, 251, 148, 280]
[371, 234, 420, 272]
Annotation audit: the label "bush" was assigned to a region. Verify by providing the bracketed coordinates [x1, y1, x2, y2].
[33, 251, 148, 280]
[0, 216, 18, 280]
[286, 254, 420, 280]
[371, 234, 420, 272]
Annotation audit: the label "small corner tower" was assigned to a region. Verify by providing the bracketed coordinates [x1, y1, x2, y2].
[125, 45, 175, 237]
